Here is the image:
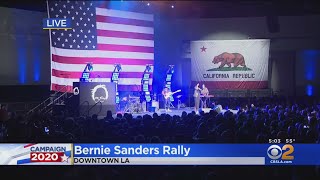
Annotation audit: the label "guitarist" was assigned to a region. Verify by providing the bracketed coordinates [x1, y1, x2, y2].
[162, 87, 171, 112]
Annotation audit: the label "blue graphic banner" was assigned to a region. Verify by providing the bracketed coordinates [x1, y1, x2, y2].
[73, 144, 320, 165]
[43, 18, 72, 29]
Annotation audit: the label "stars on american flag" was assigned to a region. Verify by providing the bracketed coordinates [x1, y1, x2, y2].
[49, 1, 97, 50]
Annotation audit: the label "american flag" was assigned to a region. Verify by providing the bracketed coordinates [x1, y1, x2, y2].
[48, 1, 154, 92]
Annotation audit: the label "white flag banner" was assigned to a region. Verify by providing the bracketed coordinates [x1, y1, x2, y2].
[191, 39, 270, 89]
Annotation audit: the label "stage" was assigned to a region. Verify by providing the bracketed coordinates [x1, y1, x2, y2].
[112, 107, 239, 118]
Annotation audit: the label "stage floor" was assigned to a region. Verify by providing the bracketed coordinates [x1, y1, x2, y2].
[112, 107, 238, 118]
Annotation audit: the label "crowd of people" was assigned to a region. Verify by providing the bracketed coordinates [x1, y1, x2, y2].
[0, 96, 320, 179]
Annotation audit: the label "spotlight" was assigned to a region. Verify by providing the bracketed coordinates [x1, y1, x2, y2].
[167, 65, 174, 74]
[146, 64, 152, 72]
[88, 63, 93, 71]
[114, 64, 122, 72]
[147, 3, 150, 6]
[171, 5, 174, 8]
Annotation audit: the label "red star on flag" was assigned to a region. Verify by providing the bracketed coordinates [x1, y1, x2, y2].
[200, 46, 207, 52]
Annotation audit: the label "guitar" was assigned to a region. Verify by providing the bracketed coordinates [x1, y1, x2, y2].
[164, 89, 181, 99]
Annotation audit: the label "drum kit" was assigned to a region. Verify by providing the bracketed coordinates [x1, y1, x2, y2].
[122, 95, 143, 113]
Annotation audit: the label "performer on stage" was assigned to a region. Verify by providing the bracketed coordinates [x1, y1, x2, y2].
[162, 87, 172, 112]
[201, 84, 209, 108]
[193, 83, 201, 114]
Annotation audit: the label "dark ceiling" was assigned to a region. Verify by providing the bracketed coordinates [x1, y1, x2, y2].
[0, 1, 320, 18]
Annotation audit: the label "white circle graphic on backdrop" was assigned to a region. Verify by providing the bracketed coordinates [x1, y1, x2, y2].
[91, 84, 109, 103]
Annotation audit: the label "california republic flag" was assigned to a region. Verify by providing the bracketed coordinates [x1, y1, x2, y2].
[191, 39, 270, 89]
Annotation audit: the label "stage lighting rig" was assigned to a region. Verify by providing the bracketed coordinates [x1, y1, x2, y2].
[80, 63, 93, 82]
[141, 64, 153, 103]
[112, 64, 122, 104]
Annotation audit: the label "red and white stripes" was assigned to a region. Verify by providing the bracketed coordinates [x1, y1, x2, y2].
[51, 7, 154, 92]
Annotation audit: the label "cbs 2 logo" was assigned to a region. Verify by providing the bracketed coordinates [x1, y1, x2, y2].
[267, 144, 294, 160]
